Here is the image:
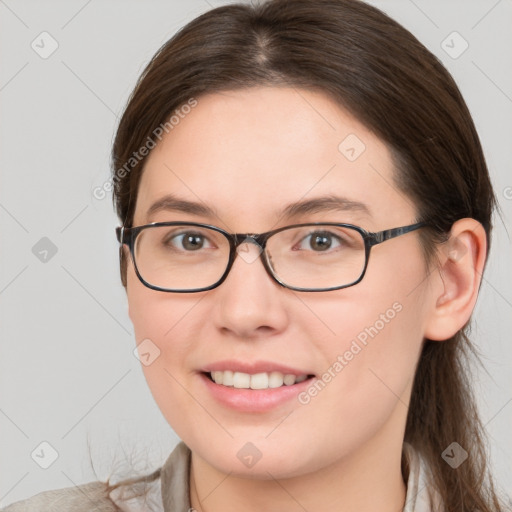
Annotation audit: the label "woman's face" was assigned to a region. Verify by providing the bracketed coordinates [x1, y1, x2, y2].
[126, 87, 435, 478]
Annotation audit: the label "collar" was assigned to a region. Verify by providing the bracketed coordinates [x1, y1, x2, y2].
[110, 441, 439, 512]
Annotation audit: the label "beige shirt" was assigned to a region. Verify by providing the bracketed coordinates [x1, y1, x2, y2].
[2, 442, 439, 511]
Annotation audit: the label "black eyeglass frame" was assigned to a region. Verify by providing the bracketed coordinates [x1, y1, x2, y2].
[116, 221, 427, 293]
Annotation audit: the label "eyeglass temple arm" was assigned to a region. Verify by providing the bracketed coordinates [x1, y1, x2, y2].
[369, 221, 427, 246]
[116, 226, 126, 244]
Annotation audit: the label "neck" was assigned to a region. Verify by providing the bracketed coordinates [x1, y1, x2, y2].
[189, 422, 408, 512]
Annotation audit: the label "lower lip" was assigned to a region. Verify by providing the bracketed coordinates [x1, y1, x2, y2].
[199, 373, 315, 412]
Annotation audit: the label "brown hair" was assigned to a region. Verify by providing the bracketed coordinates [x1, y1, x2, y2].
[109, 0, 504, 510]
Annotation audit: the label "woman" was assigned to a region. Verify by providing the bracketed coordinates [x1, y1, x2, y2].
[3, 0, 507, 510]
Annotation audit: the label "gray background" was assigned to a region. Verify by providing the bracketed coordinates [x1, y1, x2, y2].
[0, 0, 511, 506]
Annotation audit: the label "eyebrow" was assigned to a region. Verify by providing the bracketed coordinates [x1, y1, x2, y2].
[145, 193, 371, 222]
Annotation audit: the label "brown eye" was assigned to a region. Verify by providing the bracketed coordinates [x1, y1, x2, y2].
[309, 233, 332, 251]
[181, 233, 204, 250]
[163, 231, 211, 251]
[295, 231, 342, 252]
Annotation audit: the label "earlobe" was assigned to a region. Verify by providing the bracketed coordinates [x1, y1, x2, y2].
[424, 219, 487, 341]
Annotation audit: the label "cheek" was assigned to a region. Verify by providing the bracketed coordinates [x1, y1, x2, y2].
[301, 247, 427, 422]
[126, 262, 205, 343]
[126, 267, 203, 415]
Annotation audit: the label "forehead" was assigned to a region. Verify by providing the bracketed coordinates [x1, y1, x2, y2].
[134, 87, 415, 229]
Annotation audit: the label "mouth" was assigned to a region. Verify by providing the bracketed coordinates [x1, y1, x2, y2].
[204, 370, 315, 390]
[199, 361, 317, 411]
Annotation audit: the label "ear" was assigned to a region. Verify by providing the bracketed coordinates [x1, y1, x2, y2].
[424, 218, 487, 341]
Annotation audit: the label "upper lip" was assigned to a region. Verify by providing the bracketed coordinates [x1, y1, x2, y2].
[201, 360, 314, 376]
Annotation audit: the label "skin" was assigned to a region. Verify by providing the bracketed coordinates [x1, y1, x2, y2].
[124, 86, 486, 512]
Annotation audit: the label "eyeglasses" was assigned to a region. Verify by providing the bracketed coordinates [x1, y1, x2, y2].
[116, 221, 427, 293]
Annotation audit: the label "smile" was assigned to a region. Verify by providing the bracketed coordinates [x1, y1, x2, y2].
[208, 370, 310, 389]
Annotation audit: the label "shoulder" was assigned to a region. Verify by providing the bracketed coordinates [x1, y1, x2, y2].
[1, 441, 190, 512]
[0, 481, 119, 512]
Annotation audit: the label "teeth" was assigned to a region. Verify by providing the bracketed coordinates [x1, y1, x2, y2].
[222, 370, 234, 386]
[233, 372, 250, 389]
[250, 372, 268, 390]
[283, 374, 296, 386]
[268, 371, 284, 388]
[209, 370, 309, 389]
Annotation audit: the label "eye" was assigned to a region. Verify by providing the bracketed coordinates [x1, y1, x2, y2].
[294, 231, 343, 252]
[165, 231, 214, 251]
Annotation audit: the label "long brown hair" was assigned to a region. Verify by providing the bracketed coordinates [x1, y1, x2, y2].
[109, 1, 504, 510]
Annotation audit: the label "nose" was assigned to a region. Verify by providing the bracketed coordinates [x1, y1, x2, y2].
[211, 240, 290, 339]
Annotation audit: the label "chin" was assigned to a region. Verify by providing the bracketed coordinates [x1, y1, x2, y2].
[184, 431, 337, 480]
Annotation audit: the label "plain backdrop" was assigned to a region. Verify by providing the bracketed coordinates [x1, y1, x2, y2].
[0, 0, 511, 507]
